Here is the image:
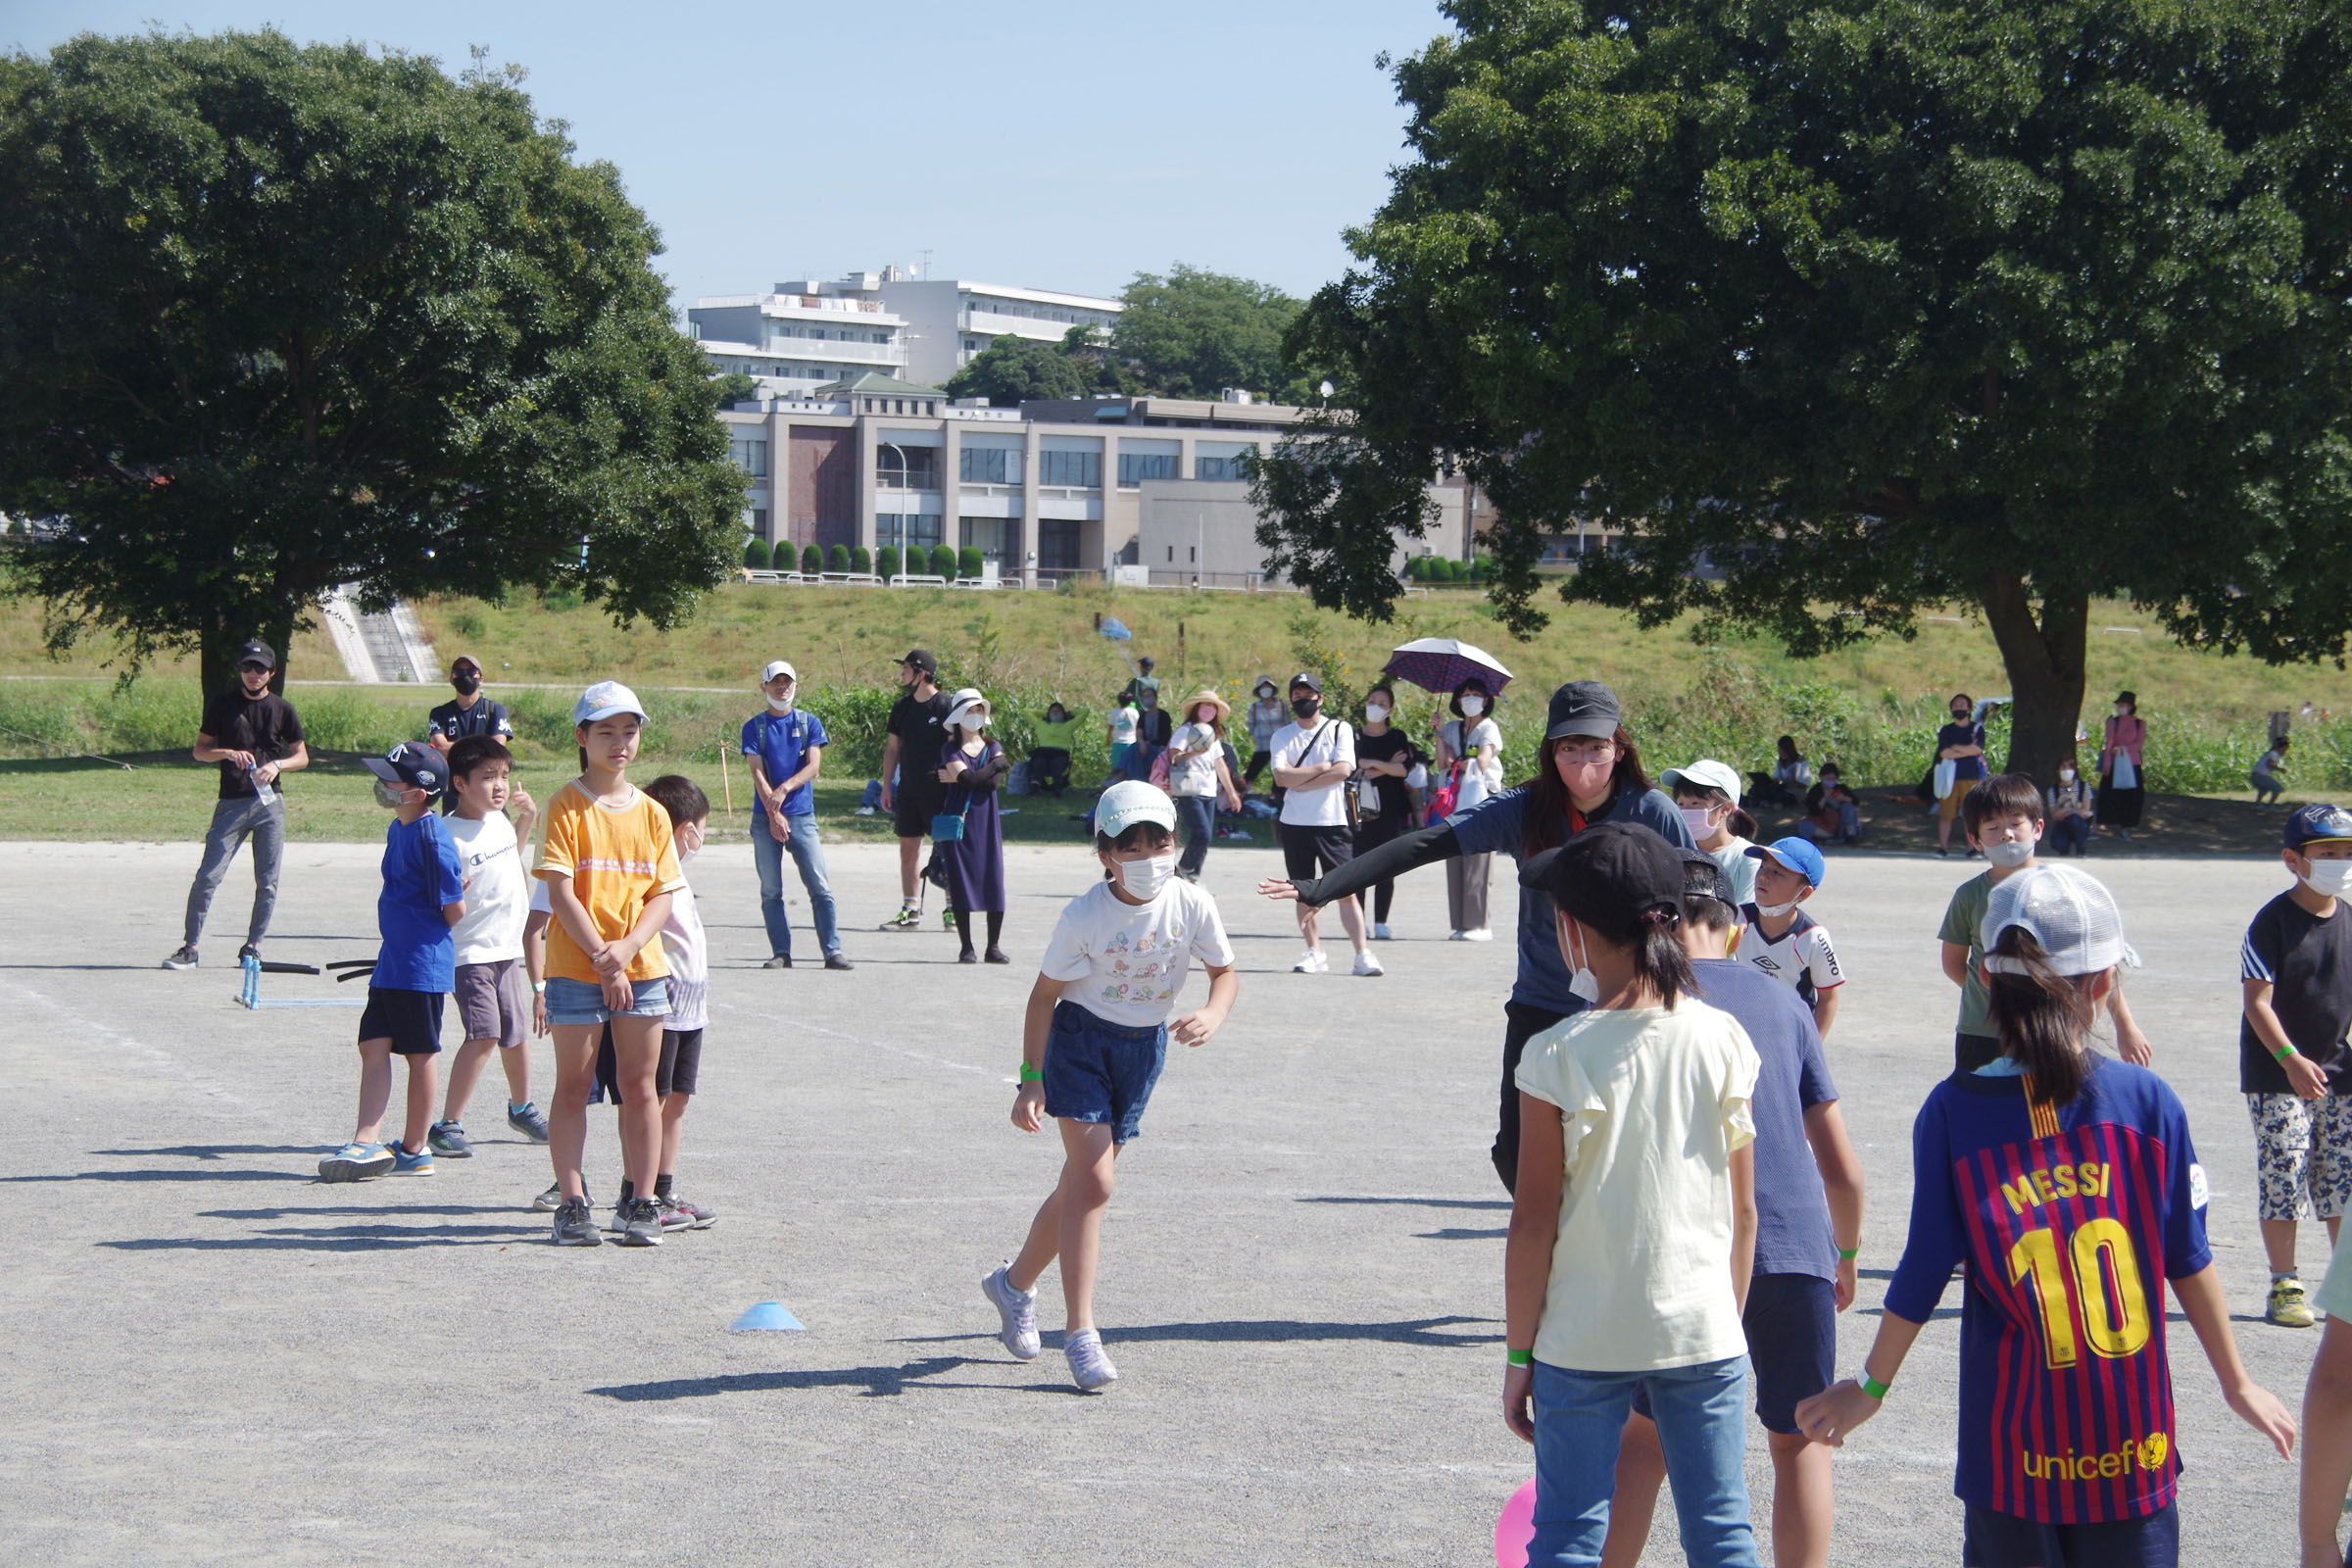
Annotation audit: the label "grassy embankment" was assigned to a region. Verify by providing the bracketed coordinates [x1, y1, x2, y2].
[2, 580, 2346, 847]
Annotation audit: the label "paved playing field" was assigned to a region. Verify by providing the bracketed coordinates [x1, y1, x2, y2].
[0, 835, 2319, 1565]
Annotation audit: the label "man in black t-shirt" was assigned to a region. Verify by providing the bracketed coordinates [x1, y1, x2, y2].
[163, 639, 310, 969]
[426, 654, 513, 753]
[877, 649, 956, 928]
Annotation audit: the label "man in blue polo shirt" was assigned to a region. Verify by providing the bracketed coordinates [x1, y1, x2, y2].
[742, 660, 851, 970]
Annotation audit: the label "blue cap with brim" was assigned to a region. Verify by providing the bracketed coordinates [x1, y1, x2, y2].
[1744, 835, 1827, 890]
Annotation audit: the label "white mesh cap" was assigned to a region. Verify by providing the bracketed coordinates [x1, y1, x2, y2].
[1981, 864, 2136, 976]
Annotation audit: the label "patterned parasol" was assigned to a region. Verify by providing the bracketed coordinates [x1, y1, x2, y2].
[1381, 637, 1515, 696]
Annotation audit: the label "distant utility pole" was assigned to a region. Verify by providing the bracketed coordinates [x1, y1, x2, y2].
[919, 248, 933, 280]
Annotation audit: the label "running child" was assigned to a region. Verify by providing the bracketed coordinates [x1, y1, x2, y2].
[638, 773, 718, 1231]
[318, 744, 466, 1182]
[1798, 863, 2295, 1567]
[1737, 837, 1844, 1042]
[981, 780, 1238, 1393]
[427, 734, 545, 1156]
[1598, 851, 1864, 1568]
[535, 681, 685, 1249]
[1502, 822, 1761, 1567]
[2239, 803, 2352, 1328]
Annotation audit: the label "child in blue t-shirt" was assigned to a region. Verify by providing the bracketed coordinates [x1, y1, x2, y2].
[319, 744, 466, 1182]
[1798, 865, 2292, 1567]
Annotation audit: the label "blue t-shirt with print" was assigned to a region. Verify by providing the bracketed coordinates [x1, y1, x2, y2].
[1690, 957, 1838, 1280]
[1446, 782, 1695, 1012]
[375, 812, 464, 993]
[740, 708, 831, 815]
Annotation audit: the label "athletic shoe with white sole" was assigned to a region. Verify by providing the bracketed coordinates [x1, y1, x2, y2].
[2269, 1276, 2316, 1328]
[1064, 1327, 1118, 1393]
[162, 944, 199, 970]
[1371, 923, 1394, 941]
[426, 1120, 472, 1157]
[318, 1142, 394, 1183]
[507, 1102, 551, 1143]
[1459, 928, 1494, 942]
[613, 1196, 664, 1248]
[534, 1181, 591, 1213]
[658, 1193, 717, 1230]
[1351, 951, 1385, 977]
[982, 1263, 1041, 1360]
[885, 905, 922, 930]
[389, 1141, 436, 1177]
[551, 1196, 602, 1246]
[1291, 949, 1329, 974]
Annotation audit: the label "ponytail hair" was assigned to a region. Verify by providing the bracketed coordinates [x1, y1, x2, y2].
[1727, 805, 1758, 841]
[1984, 926, 2093, 1105]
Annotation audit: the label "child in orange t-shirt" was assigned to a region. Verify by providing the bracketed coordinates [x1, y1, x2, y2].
[535, 681, 686, 1249]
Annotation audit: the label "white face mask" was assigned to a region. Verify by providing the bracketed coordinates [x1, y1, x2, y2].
[1757, 897, 1802, 918]
[678, 843, 701, 865]
[765, 693, 795, 712]
[2058, 767, 2076, 782]
[1561, 919, 1601, 1004]
[1116, 852, 1178, 900]
[1364, 705, 1389, 724]
[957, 714, 987, 733]
[2304, 859, 2352, 897]
[1460, 696, 1486, 717]
[1984, 839, 2034, 870]
[1679, 805, 1718, 839]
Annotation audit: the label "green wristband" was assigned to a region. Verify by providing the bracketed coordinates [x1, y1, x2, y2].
[1859, 1372, 1890, 1400]
[1017, 1061, 1043, 1084]
[2275, 1044, 2298, 1063]
[1505, 1348, 1534, 1368]
[1837, 1246, 1858, 1261]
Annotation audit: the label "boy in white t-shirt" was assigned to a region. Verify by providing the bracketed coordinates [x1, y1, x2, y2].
[1268, 670, 1376, 976]
[429, 735, 545, 1155]
[981, 781, 1238, 1393]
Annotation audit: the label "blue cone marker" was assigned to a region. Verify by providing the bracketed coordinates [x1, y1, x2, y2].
[728, 1301, 806, 1332]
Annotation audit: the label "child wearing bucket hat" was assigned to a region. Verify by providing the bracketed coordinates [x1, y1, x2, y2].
[1164, 690, 1242, 883]
[1799, 864, 2294, 1568]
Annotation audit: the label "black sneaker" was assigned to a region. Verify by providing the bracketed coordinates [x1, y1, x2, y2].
[551, 1196, 602, 1246]
[507, 1102, 551, 1143]
[823, 953, 854, 971]
[236, 943, 261, 963]
[762, 954, 792, 968]
[162, 945, 199, 970]
[533, 1181, 588, 1213]
[613, 1197, 664, 1248]
[427, 1120, 472, 1157]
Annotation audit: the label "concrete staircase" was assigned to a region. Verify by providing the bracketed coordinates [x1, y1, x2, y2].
[320, 586, 438, 682]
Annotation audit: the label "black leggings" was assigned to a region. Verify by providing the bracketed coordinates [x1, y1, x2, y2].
[1352, 814, 1403, 923]
[1493, 1001, 1575, 1192]
[955, 908, 1004, 956]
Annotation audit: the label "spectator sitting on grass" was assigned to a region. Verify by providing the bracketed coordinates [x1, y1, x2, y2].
[1748, 735, 1812, 808]
[1798, 763, 1862, 848]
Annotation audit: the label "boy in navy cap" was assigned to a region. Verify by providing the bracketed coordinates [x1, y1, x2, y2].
[2240, 802, 2352, 1328]
[320, 743, 466, 1182]
[1738, 836, 1844, 1042]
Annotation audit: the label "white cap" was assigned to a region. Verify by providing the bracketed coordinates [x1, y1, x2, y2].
[1982, 864, 2136, 976]
[945, 687, 989, 729]
[760, 660, 798, 684]
[572, 681, 647, 724]
[1095, 779, 1176, 839]
[1661, 759, 1742, 803]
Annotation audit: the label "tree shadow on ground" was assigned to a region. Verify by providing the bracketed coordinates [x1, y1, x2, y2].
[1417, 1226, 1507, 1240]
[4, 1167, 306, 1184]
[1298, 1195, 1513, 1211]
[898, 1315, 1501, 1351]
[588, 1356, 1074, 1402]
[98, 1220, 543, 1250]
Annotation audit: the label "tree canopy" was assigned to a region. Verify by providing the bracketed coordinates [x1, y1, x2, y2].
[1116, 266, 1306, 402]
[943, 333, 1089, 405]
[0, 30, 744, 695]
[1256, 0, 2352, 778]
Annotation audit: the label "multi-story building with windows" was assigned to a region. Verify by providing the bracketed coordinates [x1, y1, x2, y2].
[719, 377, 1472, 583]
[689, 268, 1123, 395]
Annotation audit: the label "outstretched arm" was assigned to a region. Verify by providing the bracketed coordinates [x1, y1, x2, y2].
[1258, 820, 1461, 908]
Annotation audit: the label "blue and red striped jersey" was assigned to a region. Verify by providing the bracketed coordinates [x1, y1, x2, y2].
[1884, 1058, 2210, 1523]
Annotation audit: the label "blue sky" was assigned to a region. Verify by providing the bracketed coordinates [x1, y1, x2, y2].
[10, 0, 1452, 309]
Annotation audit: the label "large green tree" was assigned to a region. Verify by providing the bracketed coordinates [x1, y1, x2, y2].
[0, 30, 744, 697]
[1117, 266, 1306, 402]
[943, 333, 1088, 405]
[1257, 0, 2352, 780]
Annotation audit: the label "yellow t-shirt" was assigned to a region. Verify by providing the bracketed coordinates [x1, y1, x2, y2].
[534, 780, 686, 984]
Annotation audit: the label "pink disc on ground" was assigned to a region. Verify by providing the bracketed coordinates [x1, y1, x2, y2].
[1494, 1477, 1537, 1568]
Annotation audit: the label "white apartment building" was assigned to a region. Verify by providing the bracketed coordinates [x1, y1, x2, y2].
[689, 267, 1123, 393]
[719, 377, 1473, 584]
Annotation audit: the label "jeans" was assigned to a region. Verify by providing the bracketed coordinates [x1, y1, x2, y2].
[2048, 813, 2091, 855]
[1530, 1356, 1759, 1568]
[753, 810, 842, 957]
[1174, 794, 1216, 877]
[183, 794, 284, 948]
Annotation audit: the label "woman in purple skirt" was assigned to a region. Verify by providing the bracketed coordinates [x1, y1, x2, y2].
[938, 688, 1009, 963]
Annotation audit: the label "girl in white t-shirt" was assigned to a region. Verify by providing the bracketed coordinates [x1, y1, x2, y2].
[1503, 822, 1762, 1568]
[1440, 677, 1503, 940]
[1164, 690, 1243, 882]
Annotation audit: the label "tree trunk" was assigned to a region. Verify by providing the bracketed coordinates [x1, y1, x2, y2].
[1980, 569, 2088, 786]
[196, 603, 296, 703]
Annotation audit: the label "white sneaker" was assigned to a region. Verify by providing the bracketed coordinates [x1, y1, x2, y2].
[1064, 1327, 1118, 1393]
[1460, 927, 1494, 942]
[981, 1263, 1041, 1360]
[1292, 949, 1328, 974]
[1351, 951, 1385, 977]
[1371, 923, 1394, 941]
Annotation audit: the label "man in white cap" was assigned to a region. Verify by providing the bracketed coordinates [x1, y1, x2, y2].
[740, 661, 849, 969]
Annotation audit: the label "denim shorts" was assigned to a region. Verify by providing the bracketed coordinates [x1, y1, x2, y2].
[1042, 1001, 1167, 1144]
[544, 974, 670, 1027]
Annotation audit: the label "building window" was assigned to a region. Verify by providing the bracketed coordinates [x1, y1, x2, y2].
[1117, 453, 1178, 487]
[959, 448, 1019, 484]
[878, 514, 944, 556]
[959, 517, 1008, 561]
[728, 437, 768, 477]
[1039, 450, 1101, 488]
[878, 446, 941, 490]
[1038, 518, 1080, 570]
[751, 508, 767, 537]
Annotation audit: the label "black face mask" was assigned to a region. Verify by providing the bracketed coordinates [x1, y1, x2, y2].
[1291, 697, 1320, 721]
[452, 671, 481, 696]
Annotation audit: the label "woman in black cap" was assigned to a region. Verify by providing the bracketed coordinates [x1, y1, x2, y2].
[1259, 679, 1694, 1189]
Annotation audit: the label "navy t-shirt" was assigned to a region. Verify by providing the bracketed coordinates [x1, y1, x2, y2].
[428, 697, 512, 746]
[740, 708, 831, 815]
[2239, 891, 2352, 1095]
[374, 812, 464, 993]
[1937, 721, 1989, 782]
[1690, 957, 1838, 1280]
[1446, 782, 1695, 1012]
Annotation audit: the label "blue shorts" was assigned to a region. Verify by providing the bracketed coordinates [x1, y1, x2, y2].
[1041, 1001, 1167, 1145]
[1963, 1499, 2178, 1567]
[544, 975, 670, 1027]
[1630, 1272, 1835, 1434]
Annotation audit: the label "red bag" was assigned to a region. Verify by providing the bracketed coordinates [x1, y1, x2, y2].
[1427, 760, 1463, 823]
